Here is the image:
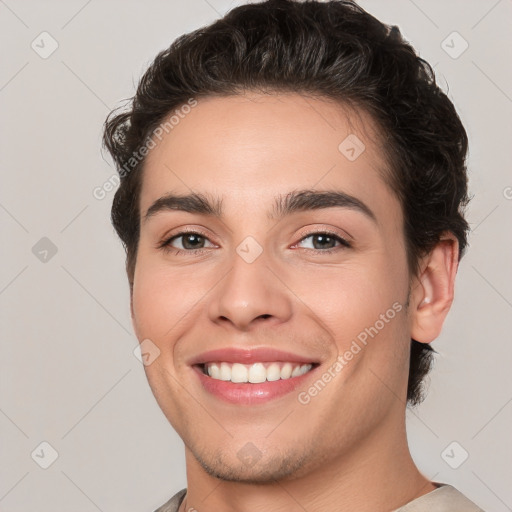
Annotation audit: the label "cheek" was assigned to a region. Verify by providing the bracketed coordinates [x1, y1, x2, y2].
[288, 258, 406, 343]
[293, 258, 410, 398]
[131, 254, 217, 346]
[131, 257, 183, 341]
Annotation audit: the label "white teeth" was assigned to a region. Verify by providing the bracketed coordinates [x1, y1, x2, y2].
[231, 363, 248, 383]
[204, 361, 313, 383]
[219, 362, 231, 381]
[266, 363, 281, 382]
[291, 364, 311, 378]
[208, 363, 220, 379]
[280, 362, 293, 379]
[291, 365, 302, 378]
[248, 363, 267, 383]
[298, 364, 311, 376]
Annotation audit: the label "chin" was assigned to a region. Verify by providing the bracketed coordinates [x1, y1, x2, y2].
[192, 446, 312, 483]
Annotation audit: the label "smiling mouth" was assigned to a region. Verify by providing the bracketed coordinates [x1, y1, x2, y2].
[198, 361, 317, 383]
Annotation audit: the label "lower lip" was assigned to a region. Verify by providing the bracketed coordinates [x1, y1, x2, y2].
[194, 365, 317, 405]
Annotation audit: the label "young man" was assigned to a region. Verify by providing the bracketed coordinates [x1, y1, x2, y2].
[103, 1, 484, 510]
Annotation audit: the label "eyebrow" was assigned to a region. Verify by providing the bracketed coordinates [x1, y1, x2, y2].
[143, 189, 377, 225]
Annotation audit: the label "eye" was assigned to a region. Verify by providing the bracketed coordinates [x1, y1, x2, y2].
[159, 231, 215, 254]
[158, 229, 351, 256]
[294, 231, 351, 252]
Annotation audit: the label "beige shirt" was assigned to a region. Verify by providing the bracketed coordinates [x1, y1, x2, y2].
[154, 483, 485, 511]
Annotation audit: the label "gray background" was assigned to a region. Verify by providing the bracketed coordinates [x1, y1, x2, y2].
[1, 0, 511, 510]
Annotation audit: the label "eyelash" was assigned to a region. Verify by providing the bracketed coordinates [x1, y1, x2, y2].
[158, 229, 352, 256]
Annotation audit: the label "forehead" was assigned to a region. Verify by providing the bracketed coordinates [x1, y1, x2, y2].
[140, 92, 400, 226]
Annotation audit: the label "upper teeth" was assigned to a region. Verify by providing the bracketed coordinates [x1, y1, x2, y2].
[205, 362, 313, 383]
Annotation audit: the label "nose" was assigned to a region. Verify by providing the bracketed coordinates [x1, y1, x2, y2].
[207, 247, 293, 332]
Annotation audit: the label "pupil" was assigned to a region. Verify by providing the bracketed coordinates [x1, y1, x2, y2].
[314, 234, 333, 249]
[184, 234, 203, 249]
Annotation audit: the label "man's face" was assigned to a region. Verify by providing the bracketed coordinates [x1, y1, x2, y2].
[132, 92, 414, 481]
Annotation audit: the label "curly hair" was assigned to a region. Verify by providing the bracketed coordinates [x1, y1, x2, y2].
[102, 0, 471, 406]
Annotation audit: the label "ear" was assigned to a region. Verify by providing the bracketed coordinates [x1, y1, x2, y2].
[410, 232, 460, 344]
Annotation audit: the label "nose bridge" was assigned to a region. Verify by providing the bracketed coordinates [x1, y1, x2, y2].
[208, 236, 292, 330]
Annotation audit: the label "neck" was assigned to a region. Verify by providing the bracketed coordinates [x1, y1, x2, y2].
[181, 408, 435, 512]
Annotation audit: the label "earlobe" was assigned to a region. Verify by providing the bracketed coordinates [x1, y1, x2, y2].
[411, 234, 460, 344]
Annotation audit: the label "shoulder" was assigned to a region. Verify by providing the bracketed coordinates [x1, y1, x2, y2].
[395, 483, 485, 512]
[153, 489, 187, 512]
[153, 485, 485, 512]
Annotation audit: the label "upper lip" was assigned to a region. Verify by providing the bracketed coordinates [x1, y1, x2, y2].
[188, 347, 319, 366]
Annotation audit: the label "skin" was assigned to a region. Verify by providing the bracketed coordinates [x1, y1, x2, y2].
[130, 92, 459, 511]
